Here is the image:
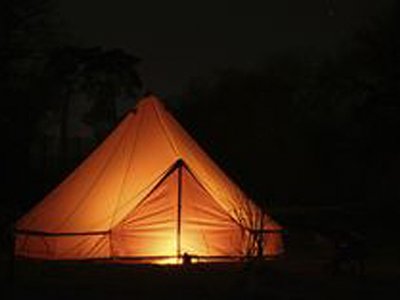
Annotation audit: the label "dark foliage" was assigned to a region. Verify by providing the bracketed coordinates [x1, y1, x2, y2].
[175, 5, 400, 231]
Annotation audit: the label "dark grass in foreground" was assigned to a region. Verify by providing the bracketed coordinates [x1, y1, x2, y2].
[7, 253, 398, 300]
[3, 210, 399, 300]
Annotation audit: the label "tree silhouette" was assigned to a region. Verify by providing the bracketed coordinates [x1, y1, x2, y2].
[36, 46, 142, 174]
[0, 0, 60, 286]
[177, 2, 400, 223]
[0, 0, 59, 209]
[82, 48, 142, 140]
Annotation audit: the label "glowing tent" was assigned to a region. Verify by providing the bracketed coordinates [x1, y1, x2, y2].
[15, 95, 283, 263]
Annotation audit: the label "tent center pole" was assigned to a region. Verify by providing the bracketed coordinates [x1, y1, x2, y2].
[176, 159, 183, 263]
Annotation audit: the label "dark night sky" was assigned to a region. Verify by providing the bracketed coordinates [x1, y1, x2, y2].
[57, 0, 393, 96]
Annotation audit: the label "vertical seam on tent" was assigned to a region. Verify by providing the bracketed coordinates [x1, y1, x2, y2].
[54, 116, 133, 232]
[109, 110, 142, 230]
[108, 111, 142, 257]
[152, 101, 180, 157]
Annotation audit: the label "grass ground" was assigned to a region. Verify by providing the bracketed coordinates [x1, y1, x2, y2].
[2, 206, 398, 300]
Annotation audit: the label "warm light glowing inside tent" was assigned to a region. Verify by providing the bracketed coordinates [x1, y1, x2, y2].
[15, 96, 284, 262]
[135, 228, 205, 265]
[152, 257, 181, 265]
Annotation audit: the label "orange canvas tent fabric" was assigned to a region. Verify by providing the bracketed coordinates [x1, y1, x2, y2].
[15, 95, 283, 263]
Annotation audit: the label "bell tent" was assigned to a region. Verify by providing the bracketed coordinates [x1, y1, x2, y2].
[15, 95, 283, 263]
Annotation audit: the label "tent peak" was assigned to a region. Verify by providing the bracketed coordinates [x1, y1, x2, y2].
[123, 92, 165, 116]
[136, 92, 165, 109]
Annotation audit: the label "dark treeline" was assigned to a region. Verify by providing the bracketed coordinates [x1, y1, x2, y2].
[174, 4, 400, 230]
[0, 0, 142, 223]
